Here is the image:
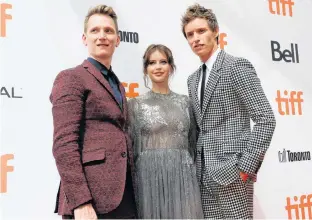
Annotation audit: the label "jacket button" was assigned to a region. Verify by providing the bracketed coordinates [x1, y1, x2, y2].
[121, 152, 127, 158]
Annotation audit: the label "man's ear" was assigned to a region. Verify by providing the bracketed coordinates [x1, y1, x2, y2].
[82, 33, 87, 46]
[116, 35, 121, 47]
[215, 27, 219, 39]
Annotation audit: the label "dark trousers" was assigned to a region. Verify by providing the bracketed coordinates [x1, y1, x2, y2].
[63, 170, 137, 219]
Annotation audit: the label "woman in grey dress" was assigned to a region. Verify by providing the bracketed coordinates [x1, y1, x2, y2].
[128, 44, 204, 219]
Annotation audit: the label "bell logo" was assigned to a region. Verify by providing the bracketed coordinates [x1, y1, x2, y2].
[122, 82, 139, 98]
[0, 3, 12, 37]
[271, 41, 299, 63]
[1, 154, 14, 193]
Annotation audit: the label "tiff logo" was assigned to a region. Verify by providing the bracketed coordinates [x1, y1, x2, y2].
[0, 3, 12, 37]
[219, 33, 227, 49]
[285, 194, 312, 219]
[275, 90, 303, 115]
[269, 0, 295, 17]
[278, 149, 311, 162]
[0, 154, 14, 193]
[122, 82, 139, 98]
[271, 41, 299, 63]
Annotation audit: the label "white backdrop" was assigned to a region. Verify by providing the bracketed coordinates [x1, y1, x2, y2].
[1, 0, 312, 219]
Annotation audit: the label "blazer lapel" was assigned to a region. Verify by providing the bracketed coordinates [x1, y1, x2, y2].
[200, 50, 225, 123]
[82, 60, 122, 111]
[119, 83, 128, 119]
[190, 68, 202, 129]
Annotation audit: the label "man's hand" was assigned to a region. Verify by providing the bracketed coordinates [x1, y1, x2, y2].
[239, 171, 248, 182]
[74, 203, 97, 220]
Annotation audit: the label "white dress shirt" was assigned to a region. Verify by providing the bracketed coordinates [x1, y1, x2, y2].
[198, 47, 221, 100]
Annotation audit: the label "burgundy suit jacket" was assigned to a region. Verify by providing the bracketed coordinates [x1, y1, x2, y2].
[50, 60, 134, 215]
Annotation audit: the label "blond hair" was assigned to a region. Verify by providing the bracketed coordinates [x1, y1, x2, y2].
[84, 4, 118, 33]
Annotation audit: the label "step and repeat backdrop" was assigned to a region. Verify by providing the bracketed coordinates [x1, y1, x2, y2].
[1, 0, 311, 219]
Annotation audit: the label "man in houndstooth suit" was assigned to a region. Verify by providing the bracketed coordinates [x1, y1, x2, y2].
[181, 4, 276, 219]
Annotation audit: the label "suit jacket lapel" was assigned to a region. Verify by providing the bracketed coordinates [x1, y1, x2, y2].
[119, 83, 128, 119]
[200, 50, 225, 123]
[190, 68, 202, 129]
[82, 60, 122, 111]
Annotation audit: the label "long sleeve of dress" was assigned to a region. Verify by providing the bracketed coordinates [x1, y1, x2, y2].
[187, 98, 197, 162]
[127, 98, 140, 162]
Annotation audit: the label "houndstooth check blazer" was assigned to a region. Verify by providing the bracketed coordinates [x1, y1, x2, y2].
[187, 49, 276, 186]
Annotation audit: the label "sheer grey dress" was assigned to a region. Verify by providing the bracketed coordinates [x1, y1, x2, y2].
[128, 90, 204, 219]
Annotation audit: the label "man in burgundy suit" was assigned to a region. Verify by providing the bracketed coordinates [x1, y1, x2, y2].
[50, 4, 137, 219]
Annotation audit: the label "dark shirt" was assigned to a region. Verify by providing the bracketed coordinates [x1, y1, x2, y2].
[87, 57, 123, 109]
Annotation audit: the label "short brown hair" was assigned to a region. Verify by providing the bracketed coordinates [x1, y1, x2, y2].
[181, 4, 219, 41]
[142, 44, 176, 88]
[84, 5, 118, 33]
